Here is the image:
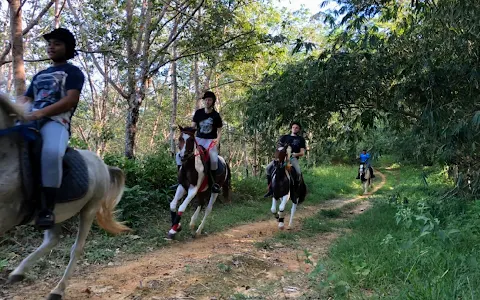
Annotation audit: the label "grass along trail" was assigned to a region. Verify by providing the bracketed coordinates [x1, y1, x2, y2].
[5, 171, 386, 300]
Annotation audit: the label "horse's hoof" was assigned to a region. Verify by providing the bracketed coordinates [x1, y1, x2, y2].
[46, 293, 62, 300]
[287, 226, 293, 231]
[278, 223, 285, 230]
[166, 231, 176, 240]
[7, 274, 25, 284]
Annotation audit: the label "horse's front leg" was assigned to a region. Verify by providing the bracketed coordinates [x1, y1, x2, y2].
[195, 192, 219, 237]
[288, 202, 297, 229]
[8, 226, 62, 284]
[169, 184, 199, 239]
[189, 205, 202, 233]
[48, 209, 95, 300]
[271, 198, 279, 219]
[278, 193, 290, 230]
[170, 185, 187, 225]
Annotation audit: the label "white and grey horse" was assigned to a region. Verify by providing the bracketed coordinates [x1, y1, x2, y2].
[359, 163, 372, 194]
[0, 93, 130, 300]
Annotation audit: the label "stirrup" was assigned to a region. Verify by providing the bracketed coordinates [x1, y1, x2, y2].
[211, 183, 221, 193]
[35, 211, 55, 230]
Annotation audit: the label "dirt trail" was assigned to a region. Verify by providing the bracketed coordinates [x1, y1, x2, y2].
[6, 172, 386, 300]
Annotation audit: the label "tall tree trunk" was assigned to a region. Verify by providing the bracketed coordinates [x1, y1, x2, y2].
[243, 134, 249, 178]
[194, 57, 201, 110]
[7, 64, 13, 93]
[253, 129, 258, 176]
[169, 42, 179, 155]
[124, 0, 138, 159]
[149, 68, 170, 147]
[54, 0, 60, 28]
[10, 0, 26, 97]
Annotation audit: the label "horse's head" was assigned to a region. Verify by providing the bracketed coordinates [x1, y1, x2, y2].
[274, 141, 292, 170]
[359, 163, 366, 176]
[0, 93, 25, 129]
[178, 125, 197, 162]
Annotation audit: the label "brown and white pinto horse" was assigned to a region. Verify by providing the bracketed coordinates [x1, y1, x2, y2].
[270, 142, 307, 230]
[168, 126, 231, 239]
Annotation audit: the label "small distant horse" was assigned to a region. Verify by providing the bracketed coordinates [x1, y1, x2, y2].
[0, 93, 130, 300]
[359, 163, 372, 194]
[168, 126, 231, 239]
[270, 142, 307, 230]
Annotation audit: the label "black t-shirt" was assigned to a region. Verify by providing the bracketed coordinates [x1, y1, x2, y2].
[192, 108, 223, 139]
[279, 134, 306, 155]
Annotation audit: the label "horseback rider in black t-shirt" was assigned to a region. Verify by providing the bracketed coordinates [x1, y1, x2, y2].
[191, 91, 224, 193]
[264, 122, 306, 198]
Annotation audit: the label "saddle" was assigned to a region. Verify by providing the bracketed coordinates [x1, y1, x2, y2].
[16, 123, 89, 224]
[196, 144, 226, 193]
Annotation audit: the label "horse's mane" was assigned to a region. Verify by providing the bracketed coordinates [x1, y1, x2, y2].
[0, 93, 25, 120]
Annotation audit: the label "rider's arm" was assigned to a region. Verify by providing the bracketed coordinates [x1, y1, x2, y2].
[18, 77, 35, 104]
[215, 113, 223, 143]
[293, 137, 306, 158]
[17, 95, 33, 104]
[216, 127, 222, 144]
[34, 90, 81, 118]
[293, 148, 305, 158]
[191, 110, 198, 129]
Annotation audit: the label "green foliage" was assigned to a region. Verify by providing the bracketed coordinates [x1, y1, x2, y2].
[310, 167, 480, 299]
[104, 150, 177, 189]
[244, 0, 480, 196]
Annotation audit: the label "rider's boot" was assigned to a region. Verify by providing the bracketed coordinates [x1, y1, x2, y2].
[263, 175, 273, 198]
[35, 187, 57, 230]
[210, 169, 221, 193]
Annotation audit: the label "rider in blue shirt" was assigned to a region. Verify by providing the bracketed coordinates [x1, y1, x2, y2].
[356, 149, 375, 179]
[360, 151, 370, 164]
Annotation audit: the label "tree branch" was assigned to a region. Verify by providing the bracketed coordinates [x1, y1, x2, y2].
[0, 0, 55, 66]
[67, 0, 128, 99]
[148, 0, 204, 69]
[2, 58, 50, 64]
[148, 30, 255, 77]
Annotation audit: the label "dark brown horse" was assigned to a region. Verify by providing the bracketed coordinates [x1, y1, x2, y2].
[270, 142, 307, 230]
[168, 126, 231, 239]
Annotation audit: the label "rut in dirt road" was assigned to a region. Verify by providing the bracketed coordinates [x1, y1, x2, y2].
[6, 171, 386, 300]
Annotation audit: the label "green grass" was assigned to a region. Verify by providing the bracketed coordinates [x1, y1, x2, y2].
[0, 164, 360, 279]
[309, 166, 480, 299]
[321, 208, 343, 218]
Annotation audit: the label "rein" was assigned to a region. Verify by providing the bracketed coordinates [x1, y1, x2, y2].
[180, 134, 217, 164]
[0, 124, 40, 141]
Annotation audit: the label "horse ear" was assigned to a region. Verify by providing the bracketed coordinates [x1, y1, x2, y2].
[178, 125, 184, 131]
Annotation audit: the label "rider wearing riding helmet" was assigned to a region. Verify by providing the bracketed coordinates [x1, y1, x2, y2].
[264, 122, 306, 198]
[191, 91, 224, 193]
[18, 28, 85, 229]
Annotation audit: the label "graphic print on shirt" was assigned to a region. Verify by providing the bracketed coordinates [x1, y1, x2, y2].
[32, 71, 71, 128]
[199, 117, 214, 135]
[292, 137, 301, 148]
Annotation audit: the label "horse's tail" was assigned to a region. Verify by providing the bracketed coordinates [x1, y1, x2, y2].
[96, 166, 131, 235]
[222, 162, 232, 202]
